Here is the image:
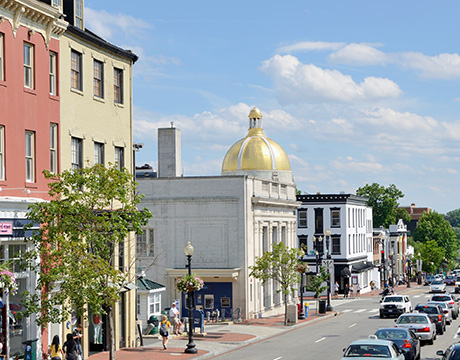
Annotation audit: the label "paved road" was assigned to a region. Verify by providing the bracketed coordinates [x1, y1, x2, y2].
[214, 285, 460, 360]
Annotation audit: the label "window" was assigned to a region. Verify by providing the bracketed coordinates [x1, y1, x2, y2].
[93, 59, 104, 98]
[314, 208, 323, 234]
[136, 228, 154, 257]
[298, 236, 307, 251]
[0, 126, 4, 180]
[23, 43, 34, 88]
[52, 0, 61, 8]
[75, 0, 83, 29]
[71, 137, 83, 170]
[114, 146, 124, 171]
[0, 33, 4, 81]
[332, 236, 341, 255]
[25, 131, 35, 182]
[50, 124, 57, 173]
[94, 142, 104, 165]
[71, 50, 82, 90]
[272, 226, 277, 245]
[49, 52, 57, 95]
[148, 293, 160, 315]
[113, 68, 123, 104]
[298, 209, 307, 228]
[331, 208, 340, 227]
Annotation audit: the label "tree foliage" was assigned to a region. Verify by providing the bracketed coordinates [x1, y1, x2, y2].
[356, 183, 410, 228]
[419, 240, 445, 273]
[22, 165, 151, 358]
[249, 242, 304, 325]
[445, 208, 460, 228]
[413, 211, 458, 262]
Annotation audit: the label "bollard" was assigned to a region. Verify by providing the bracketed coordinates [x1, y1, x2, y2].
[305, 302, 309, 318]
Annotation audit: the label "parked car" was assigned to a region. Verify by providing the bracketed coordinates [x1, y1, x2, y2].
[430, 280, 447, 293]
[455, 277, 460, 294]
[375, 327, 421, 360]
[394, 313, 437, 345]
[414, 303, 447, 334]
[380, 295, 412, 318]
[428, 301, 453, 324]
[436, 343, 460, 359]
[444, 276, 456, 286]
[426, 276, 437, 286]
[431, 294, 459, 319]
[342, 336, 405, 359]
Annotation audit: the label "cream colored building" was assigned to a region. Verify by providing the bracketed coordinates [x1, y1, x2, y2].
[55, 0, 138, 357]
[137, 108, 301, 323]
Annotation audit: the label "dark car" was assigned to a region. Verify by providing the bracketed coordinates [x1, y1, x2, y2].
[414, 303, 447, 334]
[437, 343, 460, 359]
[375, 327, 421, 360]
[445, 276, 456, 286]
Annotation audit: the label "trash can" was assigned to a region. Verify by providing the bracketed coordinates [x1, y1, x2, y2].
[22, 338, 38, 360]
[318, 300, 326, 314]
[305, 302, 309, 318]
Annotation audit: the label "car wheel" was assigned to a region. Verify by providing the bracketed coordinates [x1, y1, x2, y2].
[429, 336, 434, 345]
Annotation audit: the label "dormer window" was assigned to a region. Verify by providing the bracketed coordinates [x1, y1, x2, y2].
[52, 0, 61, 9]
[75, 0, 83, 29]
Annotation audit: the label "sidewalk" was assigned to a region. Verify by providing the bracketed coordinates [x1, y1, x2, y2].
[88, 282, 421, 360]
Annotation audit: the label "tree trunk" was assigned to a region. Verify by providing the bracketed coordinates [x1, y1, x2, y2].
[108, 307, 115, 360]
[284, 293, 288, 326]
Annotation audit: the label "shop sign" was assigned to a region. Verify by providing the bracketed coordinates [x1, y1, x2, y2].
[0, 222, 12, 235]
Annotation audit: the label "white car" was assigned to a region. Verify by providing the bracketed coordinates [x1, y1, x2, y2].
[394, 313, 437, 344]
[380, 295, 412, 318]
[430, 280, 446, 293]
[428, 301, 453, 324]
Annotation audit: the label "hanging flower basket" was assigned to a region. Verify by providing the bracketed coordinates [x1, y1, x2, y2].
[176, 274, 204, 293]
[0, 267, 18, 295]
[297, 263, 310, 274]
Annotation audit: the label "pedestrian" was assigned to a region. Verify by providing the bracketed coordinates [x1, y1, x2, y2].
[350, 283, 354, 298]
[334, 281, 339, 297]
[73, 324, 83, 360]
[48, 335, 64, 360]
[344, 284, 349, 298]
[370, 280, 375, 293]
[357, 283, 361, 298]
[159, 314, 171, 350]
[63, 333, 78, 360]
[169, 302, 182, 335]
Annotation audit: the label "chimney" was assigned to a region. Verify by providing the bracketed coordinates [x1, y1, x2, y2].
[158, 126, 181, 178]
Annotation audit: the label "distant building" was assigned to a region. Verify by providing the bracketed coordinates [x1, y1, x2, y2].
[399, 203, 431, 233]
[137, 107, 300, 323]
[296, 194, 375, 294]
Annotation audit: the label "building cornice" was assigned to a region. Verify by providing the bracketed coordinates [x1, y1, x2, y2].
[166, 268, 241, 280]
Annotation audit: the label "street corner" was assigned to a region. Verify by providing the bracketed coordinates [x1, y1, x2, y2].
[88, 346, 210, 359]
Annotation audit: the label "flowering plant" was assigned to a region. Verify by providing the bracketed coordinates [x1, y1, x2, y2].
[0, 265, 18, 294]
[297, 263, 310, 274]
[176, 274, 204, 293]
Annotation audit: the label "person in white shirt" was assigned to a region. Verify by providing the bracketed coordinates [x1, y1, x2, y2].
[169, 302, 182, 335]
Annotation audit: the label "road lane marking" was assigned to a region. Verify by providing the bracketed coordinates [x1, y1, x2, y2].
[273, 357, 282, 360]
[413, 295, 421, 298]
[342, 309, 352, 312]
[369, 309, 379, 313]
[315, 337, 326, 343]
[355, 309, 366, 313]
[349, 323, 357, 328]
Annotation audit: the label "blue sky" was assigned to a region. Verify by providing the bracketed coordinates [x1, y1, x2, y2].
[85, 1, 460, 214]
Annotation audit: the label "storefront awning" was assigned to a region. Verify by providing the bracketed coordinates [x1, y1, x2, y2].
[351, 261, 374, 273]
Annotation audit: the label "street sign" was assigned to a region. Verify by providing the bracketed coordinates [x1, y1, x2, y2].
[322, 259, 334, 269]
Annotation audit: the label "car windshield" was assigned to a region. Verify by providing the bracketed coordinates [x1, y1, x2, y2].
[383, 296, 403, 303]
[450, 350, 460, 360]
[415, 305, 437, 314]
[431, 281, 443, 285]
[430, 302, 447, 309]
[375, 329, 407, 340]
[432, 296, 449, 301]
[344, 344, 392, 358]
[397, 315, 427, 324]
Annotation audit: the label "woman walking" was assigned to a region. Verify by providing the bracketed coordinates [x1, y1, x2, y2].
[48, 335, 64, 360]
[63, 333, 78, 360]
[159, 315, 171, 350]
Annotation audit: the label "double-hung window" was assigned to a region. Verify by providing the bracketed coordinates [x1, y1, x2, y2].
[114, 68, 123, 104]
[50, 124, 57, 173]
[93, 60, 104, 98]
[0, 33, 4, 81]
[75, 0, 83, 29]
[136, 228, 154, 257]
[298, 236, 307, 251]
[148, 293, 160, 315]
[0, 126, 4, 180]
[25, 131, 35, 182]
[298, 209, 307, 228]
[114, 146, 124, 171]
[71, 137, 83, 170]
[49, 52, 57, 95]
[71, 50, 82, 90]
[332, 236, 341, 255]
[331, 208, 341, 227]
[94, 142, 104, 165]
[24, 43, 34, 89]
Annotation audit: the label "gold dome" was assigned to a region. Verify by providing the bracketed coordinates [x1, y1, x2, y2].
[221, 107, 291, 173]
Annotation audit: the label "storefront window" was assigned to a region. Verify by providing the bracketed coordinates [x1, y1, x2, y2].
[9, 278, 27, 358]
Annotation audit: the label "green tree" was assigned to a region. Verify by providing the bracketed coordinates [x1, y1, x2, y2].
[445, 208, 460, 228]
[413, 211, 458, 262]
[419, 240, 445, 273]
[249, 242, 304, 325]
[304, 267, 329, 315]
[22, 164, 152, 360]
[356, 183, 410, 228]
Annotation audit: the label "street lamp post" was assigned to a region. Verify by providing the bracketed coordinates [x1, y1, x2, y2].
[298, 272, 306, 320]
[313, 236, 323, 274]
[406, 259, 411, 288]
[324, 229, 333, 312]
[184, 241, 197, 354]
[417, 253, 422, 285]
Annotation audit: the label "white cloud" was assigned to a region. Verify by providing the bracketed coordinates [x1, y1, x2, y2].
[277, 41, 345, 53]
[260, 54, 402, 104]
[328, 43, 388, 66]
[330, 156, 384, 174]
[400, 52, 460, 79]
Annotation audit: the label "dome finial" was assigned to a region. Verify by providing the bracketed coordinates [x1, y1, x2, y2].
[248, 107, 262, 130]
[249, 107, 262, 119]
